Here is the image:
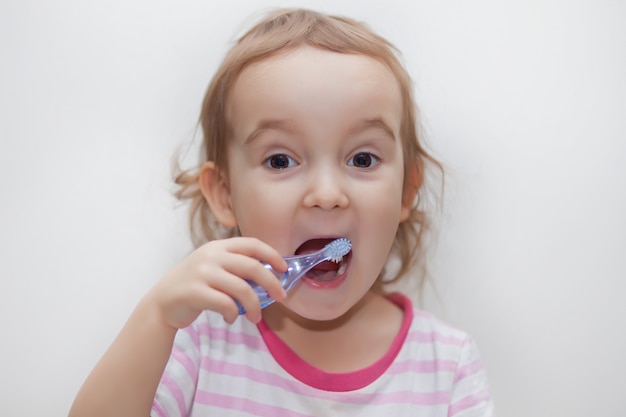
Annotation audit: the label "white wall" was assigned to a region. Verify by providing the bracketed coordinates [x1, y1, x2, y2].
[1, 0, 624, 415]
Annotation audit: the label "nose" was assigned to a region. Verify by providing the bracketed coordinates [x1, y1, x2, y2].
[302, 166, 349, 210]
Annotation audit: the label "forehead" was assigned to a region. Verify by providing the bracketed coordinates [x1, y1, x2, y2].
[226, 47, 403, 139]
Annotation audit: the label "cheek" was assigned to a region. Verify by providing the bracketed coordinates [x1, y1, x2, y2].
[363, 198, 403, 244]
[356, 179, 405, 265]
[229, 175, 294, 238]
[368, 169, 406, 218]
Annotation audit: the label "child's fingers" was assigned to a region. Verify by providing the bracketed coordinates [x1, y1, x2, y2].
[199, 287, 245, 324]
[218, 237, 288, 274]
[158, 237, 289, 326]
[218, 250, 288, 304]
[198, 238, 288, 302]
[196, 268, 264, 323]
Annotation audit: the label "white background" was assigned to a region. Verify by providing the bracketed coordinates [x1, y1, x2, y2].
[1, 0, 625, 415]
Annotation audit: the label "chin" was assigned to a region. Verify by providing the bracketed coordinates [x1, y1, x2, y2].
[298, 309, 345, 322]
[281, 296, 356, 323]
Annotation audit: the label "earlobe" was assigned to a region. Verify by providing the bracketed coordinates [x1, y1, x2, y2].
[400, 161, 423, 222]
[199, 162, 238, 228]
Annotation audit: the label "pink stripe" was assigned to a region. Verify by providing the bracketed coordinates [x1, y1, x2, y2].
[369, 390, 450, 406]
[203, 360, 296, 393]
[448, 388, 491, 416]
[405, 330, 465, 346]
[172, 346, 198, 382]
[203, 360, 450, 406]
[160, 371, 188, 417]
[183, 324, 200, 349]
[197, 323, 266, 350]
[388, 358, 459, 374]
[453, 359, 484, 383]
[195, 392, 315, 417]
[412, 308, 432, 317]
[151, 402, 167, 417]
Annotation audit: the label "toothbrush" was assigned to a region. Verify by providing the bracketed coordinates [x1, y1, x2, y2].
[236, 238, 352, 314]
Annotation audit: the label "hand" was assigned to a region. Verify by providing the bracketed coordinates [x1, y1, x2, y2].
[145, 237, 288, 328]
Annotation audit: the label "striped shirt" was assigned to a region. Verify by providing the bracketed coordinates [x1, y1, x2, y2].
[152, 293, 494, 416]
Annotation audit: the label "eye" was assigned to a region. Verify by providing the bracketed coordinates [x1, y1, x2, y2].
[264, 153, 297, 170]
[347, 152, 380, 168]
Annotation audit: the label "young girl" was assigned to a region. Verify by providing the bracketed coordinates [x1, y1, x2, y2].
[69, 8, 493, 417]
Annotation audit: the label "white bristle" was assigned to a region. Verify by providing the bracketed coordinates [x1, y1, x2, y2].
[324, 238, 352, 263]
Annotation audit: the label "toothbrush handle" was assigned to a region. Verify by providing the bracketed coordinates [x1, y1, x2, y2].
[235, 265, 285, 315]
[234, 252, 328, 314]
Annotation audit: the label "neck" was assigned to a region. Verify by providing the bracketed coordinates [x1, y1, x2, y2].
[261, 291, 404, 372]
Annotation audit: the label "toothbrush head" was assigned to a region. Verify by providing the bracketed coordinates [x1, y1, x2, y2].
[324, 238, 352, 263]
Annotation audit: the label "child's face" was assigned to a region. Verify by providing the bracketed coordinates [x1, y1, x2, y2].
[218, 46, 411, 320]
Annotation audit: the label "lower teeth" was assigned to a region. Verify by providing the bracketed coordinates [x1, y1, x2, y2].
[337, 259, 347, 275]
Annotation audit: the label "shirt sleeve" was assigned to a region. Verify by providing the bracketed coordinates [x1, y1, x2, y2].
[151, 322, 201, 417]
[448, 337, 495, 417]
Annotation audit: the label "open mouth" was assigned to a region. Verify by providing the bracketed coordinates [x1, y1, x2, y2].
[294, 238, 351, 283]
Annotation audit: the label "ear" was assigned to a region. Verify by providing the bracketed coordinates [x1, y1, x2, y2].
[399, 161, 423, 222]
[198, 161, 238, 228]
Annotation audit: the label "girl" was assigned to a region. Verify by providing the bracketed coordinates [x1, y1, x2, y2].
[69, 8, 493, 417]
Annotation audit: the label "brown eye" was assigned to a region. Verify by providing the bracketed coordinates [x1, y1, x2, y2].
[348, 152, 379, 168]
[265, 153, 296, 169]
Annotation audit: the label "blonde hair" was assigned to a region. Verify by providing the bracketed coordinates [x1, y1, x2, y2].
[175, 8, 443, 293]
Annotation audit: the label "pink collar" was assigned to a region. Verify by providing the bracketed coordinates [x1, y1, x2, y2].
[257, 293, 413, 391]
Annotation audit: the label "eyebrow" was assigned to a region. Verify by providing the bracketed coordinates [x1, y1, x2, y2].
[244, 119, 294, 145]
[350, 118, 397, 141]
[243, 117, 396, 144]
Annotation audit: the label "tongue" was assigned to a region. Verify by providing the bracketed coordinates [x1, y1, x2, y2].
[313, 259, 341, 271]
[306, 269, 338, 282]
